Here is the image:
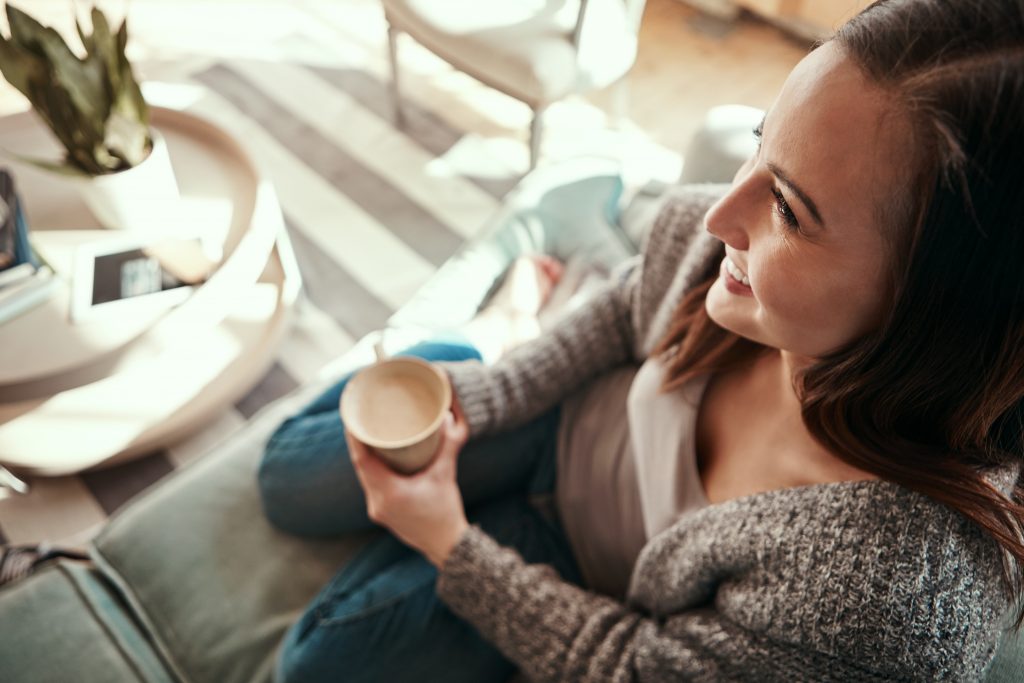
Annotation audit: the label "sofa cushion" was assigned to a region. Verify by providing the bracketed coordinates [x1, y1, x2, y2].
[987, 625, 1024, 682]
[87, 320, 561, 683]
[88, 337, 391, 683]
[0, 560, 175, 683]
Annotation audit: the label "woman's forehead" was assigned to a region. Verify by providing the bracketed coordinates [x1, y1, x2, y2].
[766, 43, 915, 233]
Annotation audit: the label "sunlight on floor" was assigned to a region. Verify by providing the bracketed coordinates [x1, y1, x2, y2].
[0, 0, 804, 173]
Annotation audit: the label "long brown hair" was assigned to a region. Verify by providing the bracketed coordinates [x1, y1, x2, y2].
[655, 0, 1024, 627]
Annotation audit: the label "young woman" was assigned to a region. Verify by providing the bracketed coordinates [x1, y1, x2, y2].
[258, 0, 1024, 679]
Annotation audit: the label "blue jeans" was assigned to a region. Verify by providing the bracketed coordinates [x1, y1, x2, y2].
[258, 338, 583, 683]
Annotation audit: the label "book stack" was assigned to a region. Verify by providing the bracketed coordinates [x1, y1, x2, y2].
[0, 169, 58, 325]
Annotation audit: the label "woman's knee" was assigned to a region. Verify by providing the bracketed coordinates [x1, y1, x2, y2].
[257, 436, 369, 537]
[257, 447, 308, 536]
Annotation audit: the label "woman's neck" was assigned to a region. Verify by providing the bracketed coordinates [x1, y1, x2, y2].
[753, 349, 880, 483]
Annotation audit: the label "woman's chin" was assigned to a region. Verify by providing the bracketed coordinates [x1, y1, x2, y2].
[705, 294, 761, 345]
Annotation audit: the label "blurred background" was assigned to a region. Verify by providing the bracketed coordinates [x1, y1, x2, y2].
[0, 0, 827, 547]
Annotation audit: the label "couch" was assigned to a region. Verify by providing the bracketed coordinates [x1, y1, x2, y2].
[1, 105, 1021, 683]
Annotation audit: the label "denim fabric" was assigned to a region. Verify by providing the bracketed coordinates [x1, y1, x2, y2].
[258, 339, 581, 682]
[258, 337, 561, 538]
[274, 495, 582, 683]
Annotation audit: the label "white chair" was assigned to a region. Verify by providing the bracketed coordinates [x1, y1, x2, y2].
[382, 0, 648, 170]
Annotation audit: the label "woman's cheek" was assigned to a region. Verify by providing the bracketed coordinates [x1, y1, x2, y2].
[755, 258, 814, 319]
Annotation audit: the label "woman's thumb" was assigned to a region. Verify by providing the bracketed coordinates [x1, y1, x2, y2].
[438, 414, 462, 462]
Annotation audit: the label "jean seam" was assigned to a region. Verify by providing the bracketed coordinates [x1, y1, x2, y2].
[314, 572, 437, 628]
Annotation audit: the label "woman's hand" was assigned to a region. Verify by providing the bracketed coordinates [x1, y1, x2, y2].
[346, 397, 471, 569]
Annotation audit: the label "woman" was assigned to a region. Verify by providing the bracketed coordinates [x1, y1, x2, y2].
[258, 0, 1024, 679]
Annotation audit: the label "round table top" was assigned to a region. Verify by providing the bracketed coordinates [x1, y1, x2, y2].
[0, 103, 260, 390]
[0, 83, 301, 474]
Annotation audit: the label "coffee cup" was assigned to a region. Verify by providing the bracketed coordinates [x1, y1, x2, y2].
[340, 356, 453, 474]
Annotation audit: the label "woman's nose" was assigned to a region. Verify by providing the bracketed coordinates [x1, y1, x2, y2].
[704, 162, 758, 251]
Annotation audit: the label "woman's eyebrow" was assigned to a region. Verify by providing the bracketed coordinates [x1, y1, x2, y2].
[767, 162, 826, 228]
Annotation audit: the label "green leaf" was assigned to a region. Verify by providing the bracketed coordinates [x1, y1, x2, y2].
[0, 146, 90, 177]
[28, 79, 107, 174]
[0, 33, 47, 99]
[5, 4, 108, 157]
[90, 6, 117, 84]
[5, 4, 50, 59]
[76, 13, 94, 56]
[40, 37, 107, 141]
[92, 141, 126, 173]
[103, 109, 148, 167]
[115, 19, 149, 131]
[0, 3, 149, 176]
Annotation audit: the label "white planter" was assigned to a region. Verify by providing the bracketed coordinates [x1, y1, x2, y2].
[73, 129, 180, 230]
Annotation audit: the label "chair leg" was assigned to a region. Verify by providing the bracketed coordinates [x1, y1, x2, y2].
[529, 106, 545, 171]
[386, 22, 405, 128]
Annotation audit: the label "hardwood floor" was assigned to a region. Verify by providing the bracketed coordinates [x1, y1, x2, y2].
[594, 0, 810, 153]
[0, 0, 809, 165]
[0, 0, 813, 543]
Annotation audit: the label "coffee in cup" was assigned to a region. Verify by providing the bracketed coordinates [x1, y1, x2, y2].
[340, 356, 452, 474]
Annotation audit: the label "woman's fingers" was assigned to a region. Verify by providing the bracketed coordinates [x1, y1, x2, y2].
[347, 432, 389, 484]
[452, 415, 469, 447]
[537, 254, 565, 283]
[449, 382, 462, 414]
[345, 431, 364, 466]
[450, 394, 468, 430]
[533, 254, 564, 302]
[346, 432, 396, 523]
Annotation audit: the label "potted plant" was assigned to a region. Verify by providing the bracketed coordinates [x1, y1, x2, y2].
[0, 2, 178, 229]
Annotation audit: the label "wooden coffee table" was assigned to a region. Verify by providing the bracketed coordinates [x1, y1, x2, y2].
[0, 83, 301, 476]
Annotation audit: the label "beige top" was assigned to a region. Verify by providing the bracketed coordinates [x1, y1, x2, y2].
[555, 355, 711, 599]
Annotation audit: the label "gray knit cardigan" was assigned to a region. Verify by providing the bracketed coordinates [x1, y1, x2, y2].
[435, 184, 1015, 682]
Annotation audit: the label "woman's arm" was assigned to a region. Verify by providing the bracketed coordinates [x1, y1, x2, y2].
[435, 253, 642, 438]
[435, 184, 726, 439]
[436, 526, 881, 682]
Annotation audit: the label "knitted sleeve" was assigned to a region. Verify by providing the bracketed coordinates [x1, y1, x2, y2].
[434, 184, 725, 438]
[435, 526, 890, 683]
[435, 253, 641, 438]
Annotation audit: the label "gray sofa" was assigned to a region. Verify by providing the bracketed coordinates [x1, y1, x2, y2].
[1, 105, 1021, 683]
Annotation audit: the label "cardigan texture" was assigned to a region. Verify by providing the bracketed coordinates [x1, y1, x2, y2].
[435, 184, 1015, 681]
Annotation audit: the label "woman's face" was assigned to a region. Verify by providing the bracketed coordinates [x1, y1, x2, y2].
[704, 41, 914, 362]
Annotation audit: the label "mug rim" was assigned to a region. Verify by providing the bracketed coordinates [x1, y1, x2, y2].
[340, 356, 452, 450]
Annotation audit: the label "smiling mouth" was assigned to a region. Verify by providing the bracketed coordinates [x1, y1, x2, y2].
[725, 256, 749, 285]
[721, 258, 754, 296]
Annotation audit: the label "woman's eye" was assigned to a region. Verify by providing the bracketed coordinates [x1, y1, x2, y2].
[770, 186, 801, 232]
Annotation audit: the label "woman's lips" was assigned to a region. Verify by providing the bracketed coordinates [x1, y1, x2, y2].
[721, 259, 754, 296]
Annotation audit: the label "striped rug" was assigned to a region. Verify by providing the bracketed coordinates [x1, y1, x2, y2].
[0, 57, 524, 548]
